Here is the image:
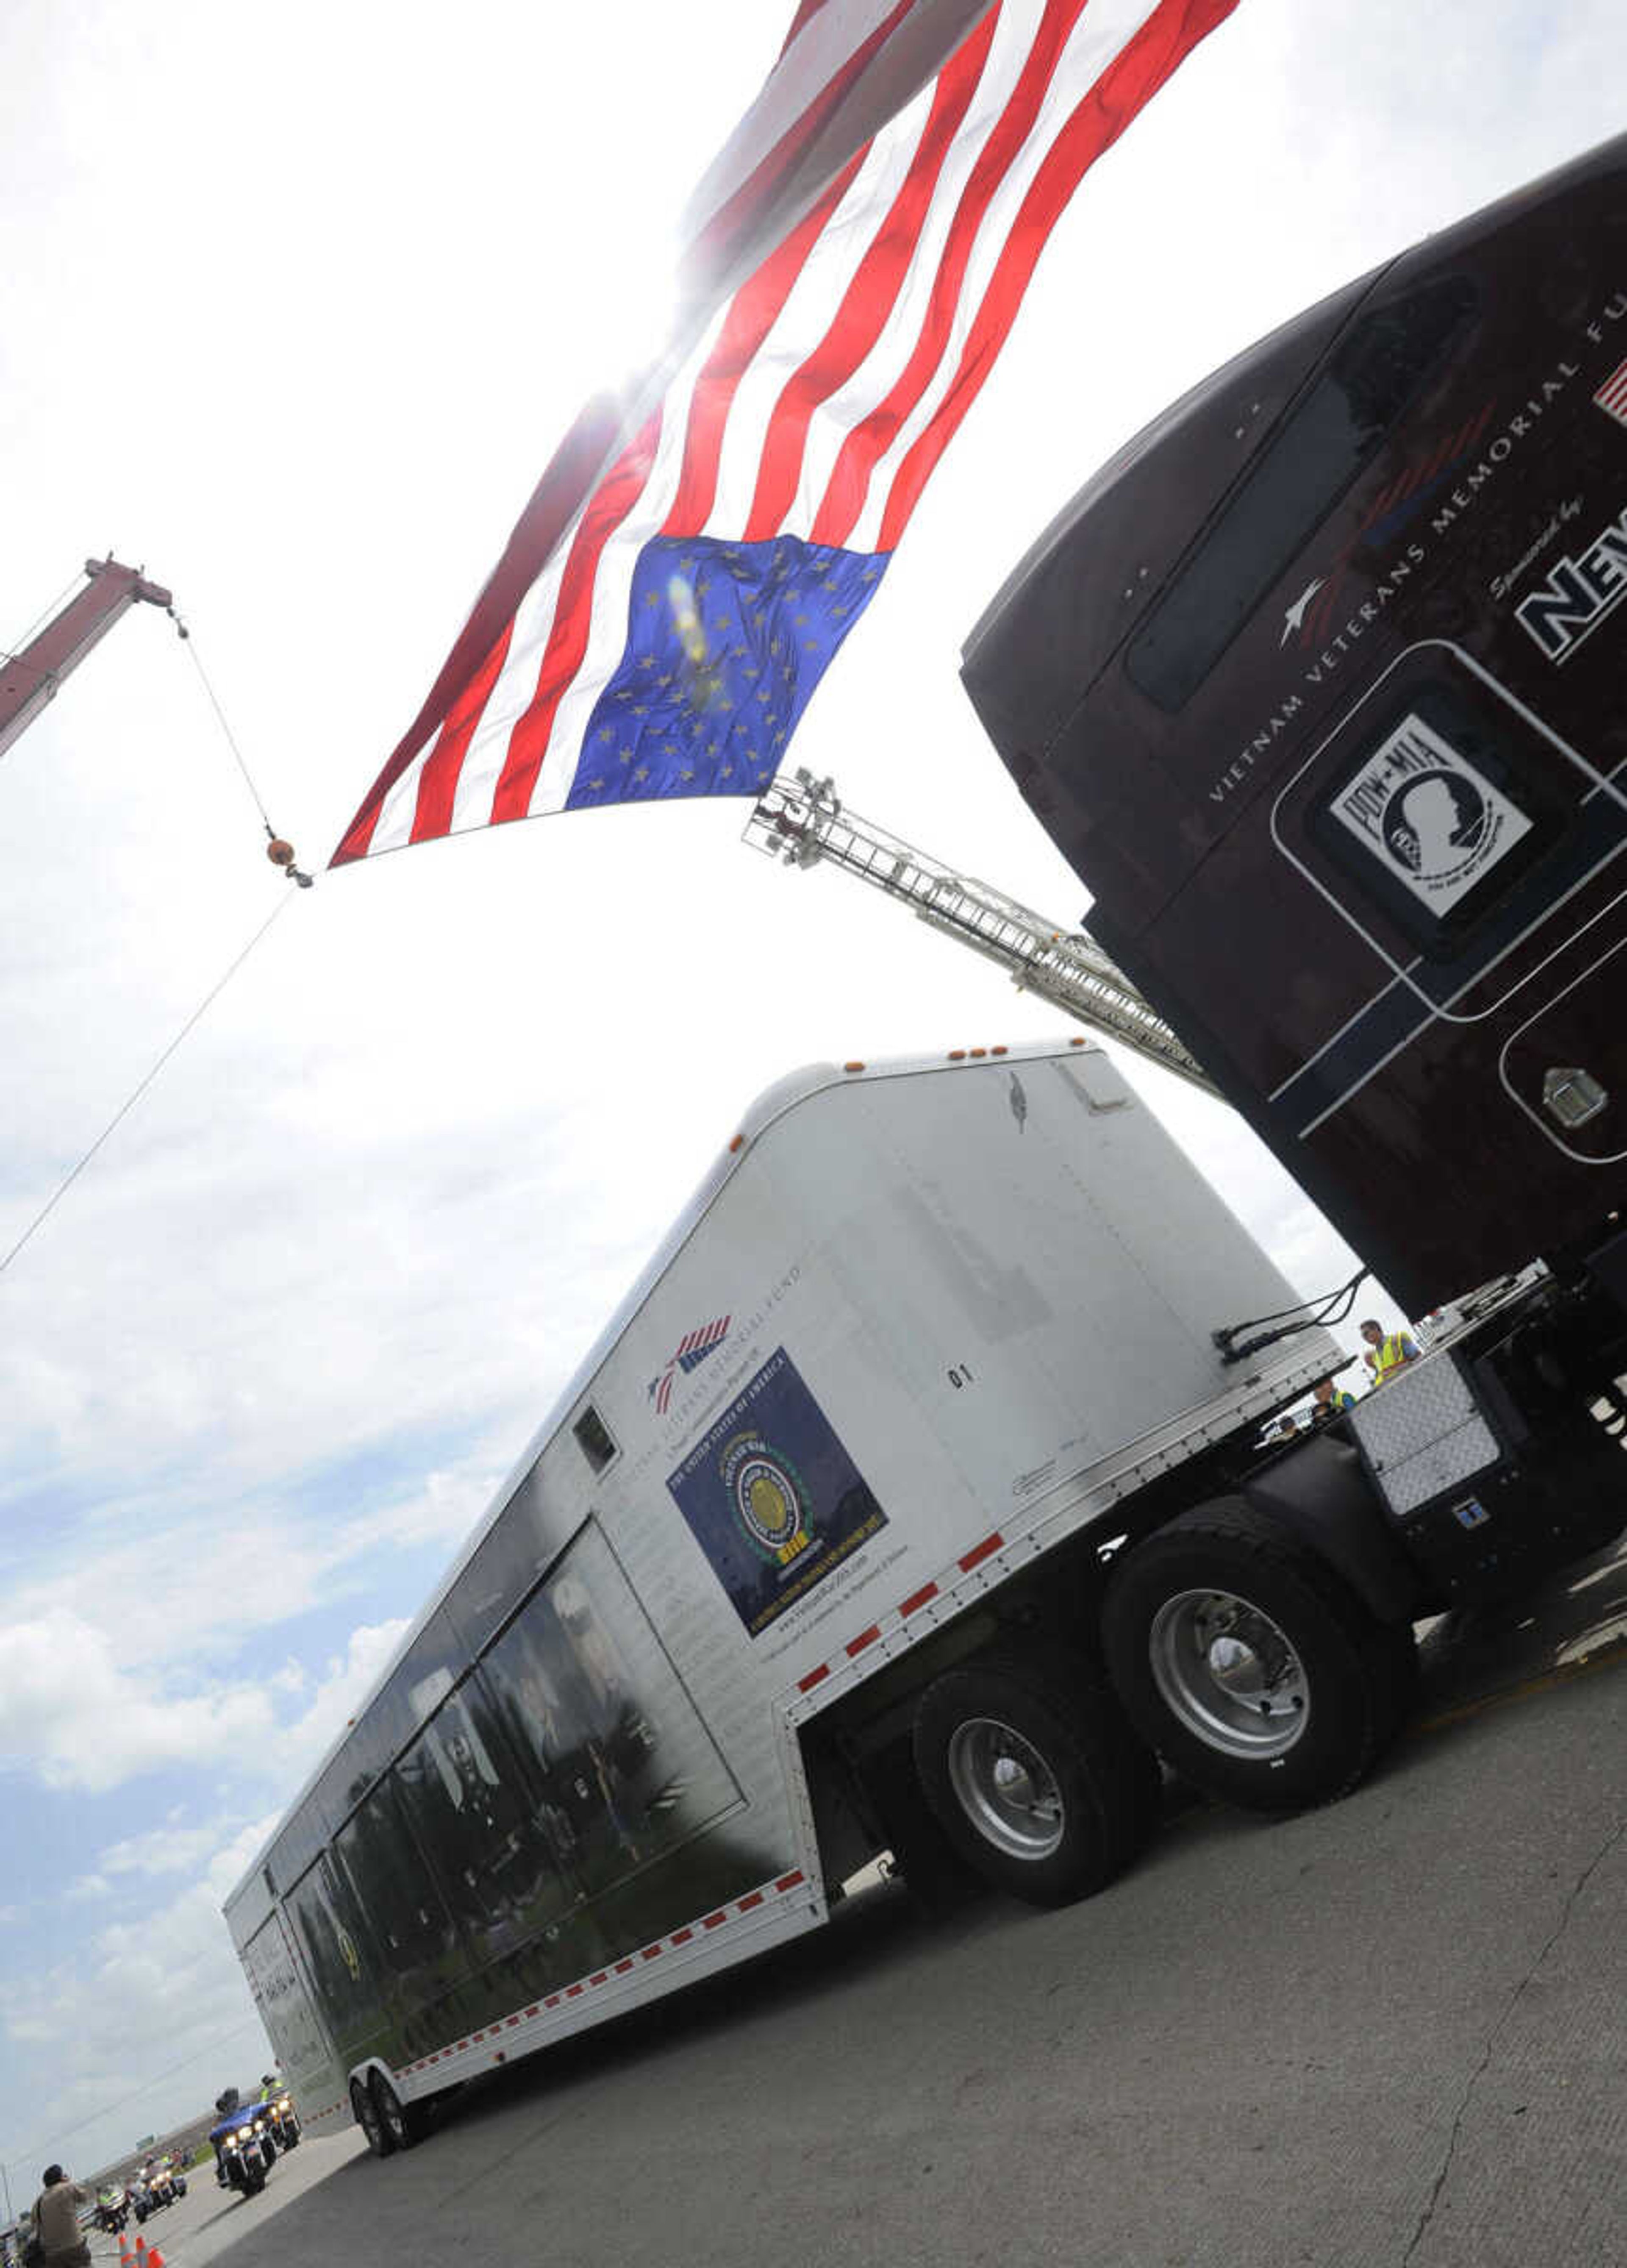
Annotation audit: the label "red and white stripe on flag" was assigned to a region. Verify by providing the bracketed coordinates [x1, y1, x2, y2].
[1596, 356, 1627, 429]
[331, 0, 1240, 869]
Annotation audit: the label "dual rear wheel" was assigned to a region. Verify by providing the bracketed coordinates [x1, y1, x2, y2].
[904, 1505, 1417, 1909]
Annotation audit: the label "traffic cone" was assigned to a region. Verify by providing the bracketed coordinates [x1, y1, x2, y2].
[134, 2239, 147, 2268]
[118, 2241, 133, 2268]
[147, 2251, 166, 2268]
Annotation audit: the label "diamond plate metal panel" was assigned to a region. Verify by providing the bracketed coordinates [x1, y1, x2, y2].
[1351, 1354, 1501, 1515]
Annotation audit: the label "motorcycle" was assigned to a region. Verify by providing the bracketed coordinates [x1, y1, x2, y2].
[264, 2091, 302, 2151]
[210, 2104, 277, 2200]
[95, 2190, 129, 2235]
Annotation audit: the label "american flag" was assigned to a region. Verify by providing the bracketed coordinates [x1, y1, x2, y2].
[331, 0, 1239, 868]
[1596, 355, 1627, 431]
[650, 1315, 733, 1414]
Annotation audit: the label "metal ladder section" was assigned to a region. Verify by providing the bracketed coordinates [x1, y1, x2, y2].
[743, 769, 1219, 1100]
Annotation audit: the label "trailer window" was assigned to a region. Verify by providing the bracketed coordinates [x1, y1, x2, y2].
[573, 1404, 618, 1474]
[444, 1465, 561, 1654]
[335, 1781, 465, 2012]
[267, 1800, 330, 1898]
[393, 1684, 569, 1954]
[480, 1528, 743, 1904]
[1127, 274, 1476, 712]
[285, 1854, 384, 2055]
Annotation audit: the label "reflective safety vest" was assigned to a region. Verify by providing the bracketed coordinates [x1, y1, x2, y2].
[1374, 1333, 1412, 1379]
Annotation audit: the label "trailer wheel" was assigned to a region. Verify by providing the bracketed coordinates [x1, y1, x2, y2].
[911, 1659, 1159, 1906]
[371, 2070, 425, 2151]
[351, 2077, 394, 2159]
[1102, 1500, 1416, 1812]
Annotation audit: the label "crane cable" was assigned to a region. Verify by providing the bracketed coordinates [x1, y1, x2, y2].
[3, 569, 86, 665]
[0, 897, 293, 1279]
[1, 606, 314, 1281]
[171, 606, 314, 886]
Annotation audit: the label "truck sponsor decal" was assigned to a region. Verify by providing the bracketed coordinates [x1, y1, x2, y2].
[1207, 281, 1627, 805]
[667, 1346, 886, 1637]
[1325, 710, 1533, 914]
[1514, 500, 1627, 664]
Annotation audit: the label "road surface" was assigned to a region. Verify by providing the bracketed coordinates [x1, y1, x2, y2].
[127, 1538, 1627, 2268]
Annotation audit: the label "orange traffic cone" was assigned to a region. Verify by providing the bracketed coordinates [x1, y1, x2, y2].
[147, 2250, 166, 2268]
[118, 2242, 133, 2268]
[134, 2239, 147, 2268]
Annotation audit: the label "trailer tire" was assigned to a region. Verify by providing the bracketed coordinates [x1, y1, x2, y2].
[1102, 1500, 1414, 1812]
[371, 2071, 422, 2152]
[351, 2077, 394, 2159]
[860, 1735, 988, 1917]
[911, 1658, 1158, 1907]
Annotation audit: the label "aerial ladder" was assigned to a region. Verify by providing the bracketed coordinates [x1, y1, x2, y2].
[0, 557, 173, 764]
[744, 767, 1219, 1100]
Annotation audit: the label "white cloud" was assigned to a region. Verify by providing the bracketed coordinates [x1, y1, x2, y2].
[95, 1820, 241, 1881]
[0, 1814, 284, 2175]
[66, 1875, 112, 1903]
[0, 1442, 498, 1689]
[0, 1606, 409, 1801]
[0, 1611, 278, 1794]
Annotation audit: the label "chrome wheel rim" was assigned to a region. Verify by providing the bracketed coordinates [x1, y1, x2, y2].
[377, 2081, 408, 2143]
[1149, 1588, 1309, 1759]
[946, 1715, 1065, 1859]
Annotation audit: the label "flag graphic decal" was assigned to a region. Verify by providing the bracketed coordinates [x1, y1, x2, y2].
[332, 0, 1241, 867]
[650, 1316, 733, 1415]
[1594, 356, 1627, 431]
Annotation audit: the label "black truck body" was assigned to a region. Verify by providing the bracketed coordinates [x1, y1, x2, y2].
[963, 132, 1627, 1322]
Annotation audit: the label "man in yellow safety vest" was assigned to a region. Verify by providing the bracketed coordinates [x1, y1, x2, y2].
[1360, 1317, 1420, 1385]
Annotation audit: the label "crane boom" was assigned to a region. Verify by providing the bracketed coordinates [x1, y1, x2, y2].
[0, 558, 173, 764]
[743, 769, 1219, 1099]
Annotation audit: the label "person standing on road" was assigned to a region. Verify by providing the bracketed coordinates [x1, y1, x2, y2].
[30, 2168, 93, 2268]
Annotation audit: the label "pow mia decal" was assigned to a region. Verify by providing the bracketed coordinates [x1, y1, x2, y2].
[1327, 711, 1533, 915]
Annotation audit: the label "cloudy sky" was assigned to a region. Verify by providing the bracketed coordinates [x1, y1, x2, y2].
[0, 0, 1621, 2203]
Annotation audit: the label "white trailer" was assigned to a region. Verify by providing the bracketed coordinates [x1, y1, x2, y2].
[224, 1038, 1614, 2157]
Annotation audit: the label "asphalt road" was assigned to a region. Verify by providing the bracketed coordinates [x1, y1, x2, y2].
[128, 1539, 1626, 2268]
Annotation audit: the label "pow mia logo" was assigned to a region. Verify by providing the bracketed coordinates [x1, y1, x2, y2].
[1327, 712, 1532, 914]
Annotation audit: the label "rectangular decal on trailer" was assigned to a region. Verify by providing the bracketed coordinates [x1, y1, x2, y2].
[667, 1347, 886, 1637]
[1326, 708, 1534, 914]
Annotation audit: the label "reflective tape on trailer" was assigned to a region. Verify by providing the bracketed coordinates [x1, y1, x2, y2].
[791, 1530, 1007, 1704]
[381, 1868, 812, 2091]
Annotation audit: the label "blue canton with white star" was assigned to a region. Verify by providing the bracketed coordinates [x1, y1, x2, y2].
[566, 535, 889, 809]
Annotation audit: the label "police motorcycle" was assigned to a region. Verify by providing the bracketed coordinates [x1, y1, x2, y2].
[151, 2155, 185, 2208]
[94, 2186, 129, 2235]
[135, 2158, 181, 2217]
[210, 2094, 277, 2200]
[261, 2088, 301, 2151]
